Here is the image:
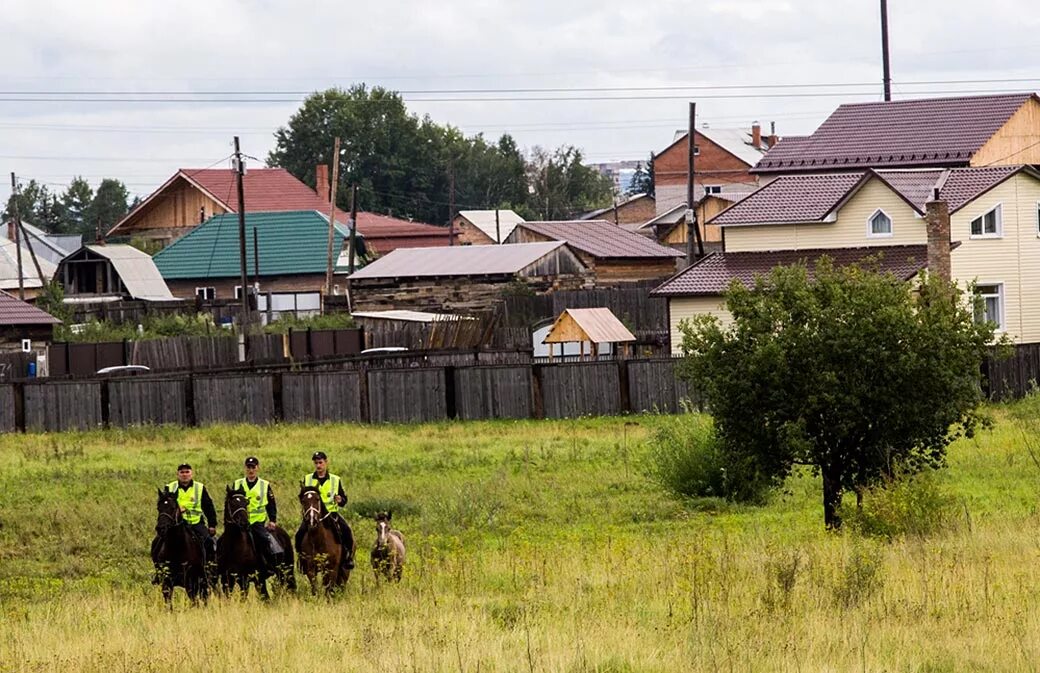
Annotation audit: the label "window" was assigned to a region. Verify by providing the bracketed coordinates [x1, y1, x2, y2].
[234, 285, 243, 300]
[195, 287, 215, 300]
[1036, 201, 1040, 236]
[974, 283, 1004, 331]
[970, 204, 1002, 237]
[693, 145, 700, 156]
[867, 209, 892, 237]
[703, 185, 722, 195]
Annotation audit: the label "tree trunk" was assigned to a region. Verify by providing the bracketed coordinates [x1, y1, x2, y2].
[823, 466, 843, 530]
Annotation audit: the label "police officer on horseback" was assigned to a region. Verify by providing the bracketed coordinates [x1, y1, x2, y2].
[296, 451, 355, 572]
[233, 456, 285, 572]
[152, 463, 217, 582]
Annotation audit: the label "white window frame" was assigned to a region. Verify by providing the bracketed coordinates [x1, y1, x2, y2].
[1035, 201, 1040, 237]
[703, 185, 723, 196]
[974, 282, 1005, 332]
[866, 208, 893, 238]
[969, 203, 1002, 239]
[195, 286, 215, 301]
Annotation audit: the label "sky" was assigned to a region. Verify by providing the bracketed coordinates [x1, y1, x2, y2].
[1, 0, 1039, 205]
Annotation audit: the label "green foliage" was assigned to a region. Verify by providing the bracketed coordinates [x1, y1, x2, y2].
[85, 178, 129, 234]
[60, 176, 94, 236]
[678, 259, 1000, 528]
[832, 543, 885, 607]
[526, 145, 614, 219]
[60, 313, 220, 342]
[32, 281, 73, 326]
[4, 176, 129, 236]
[263, 312, 356, 334]
[841, 470, 960, 540]
[126, 236, 164, 256]
[629, 154, 654, 197]
[645, 413, 770, 504]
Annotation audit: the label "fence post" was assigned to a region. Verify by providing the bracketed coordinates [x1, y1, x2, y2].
[185, 374, 197, 427]
[13, 381, 25, 432]
[444, 366, 457, 420]
[99, 379, 111, 429]
[617, 358, 631, 413]
[273, 371, 284, 422]
[531, 364, 544, 419]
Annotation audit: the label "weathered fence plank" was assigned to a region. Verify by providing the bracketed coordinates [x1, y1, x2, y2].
[193, 375, 275, 425]
[24, 381, 103, 432]
[627, 358, 699, 413]
[109, 377, 189, 427]
[539, 362, 621, 419]
[454, 366, 532, 420]
[368, 369, 447, 423]
[0, 384, 15, 432]
[283, 372, 363, 423]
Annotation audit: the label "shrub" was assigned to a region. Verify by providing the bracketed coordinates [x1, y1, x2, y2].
[264, 312, 356, 334]
[644, 414, 770, 504]
[832, 543, 884, 608]
[841, 469, 959, 540]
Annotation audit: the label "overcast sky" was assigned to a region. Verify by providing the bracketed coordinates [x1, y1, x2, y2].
[2, 0, 1038, 205]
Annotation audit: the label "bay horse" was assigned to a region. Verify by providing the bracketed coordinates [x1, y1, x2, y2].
[297, 485, 350, 595]
[216, 486, 296, 598]
[370, 511, 406, 583]
[152, 487, 209, 606]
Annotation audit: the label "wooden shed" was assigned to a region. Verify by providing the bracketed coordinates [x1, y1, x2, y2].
[543, 307, 636, 359]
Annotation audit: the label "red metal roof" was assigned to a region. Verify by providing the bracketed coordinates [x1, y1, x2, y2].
[511, 220, 683, 259]
[651, 245, 931, 297]
[752, 93, 1037, 173]
[0, 290, 61, 326]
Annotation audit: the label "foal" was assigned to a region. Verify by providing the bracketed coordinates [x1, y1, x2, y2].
[370, 511, 406, 583]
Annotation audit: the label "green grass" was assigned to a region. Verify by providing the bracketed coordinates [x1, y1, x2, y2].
[3, 407, 1040, 671]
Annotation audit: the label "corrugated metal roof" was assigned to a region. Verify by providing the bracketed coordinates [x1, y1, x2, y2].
[666, 128, 769, 167]
[82, 245, 175, 300]
[1, 220, 81, 265]
[348, 241, 567, 279]
[0, 289, 61, 325]
[352, 310, 471, 323]
[0, 238, 57, 290]
[543, 307, 636, 344]
[457, 210, 525, 243]
[511, 220, 683, 258]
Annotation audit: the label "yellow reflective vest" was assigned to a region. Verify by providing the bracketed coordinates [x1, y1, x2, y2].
[167, 481, 204, 525]
[303, 473, 342, 514]
[234, 477, 270, 525]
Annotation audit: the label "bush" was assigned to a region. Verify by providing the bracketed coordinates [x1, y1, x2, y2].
[644, 414, 770, 504]
[832, 543, 884, 607]
[263, 312, 356, 334]
[840, 469, 959, 540]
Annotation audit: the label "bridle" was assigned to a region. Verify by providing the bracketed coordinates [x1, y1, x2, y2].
[226, 493, 249, 527]
[300, 491, 331, 528]
[156, 498, 182, 532]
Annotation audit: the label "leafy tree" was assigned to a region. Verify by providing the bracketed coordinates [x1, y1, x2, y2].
[525, 145, 614, 220]
[60, 176, 94, 236]
[677, 259, 1000, 528]
[630, 154, 654, 197]
[85, 179, 130, 235]
[3, 179, 56, 230]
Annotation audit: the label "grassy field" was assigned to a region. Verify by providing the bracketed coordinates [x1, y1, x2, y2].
[3, 404, 1040, 672]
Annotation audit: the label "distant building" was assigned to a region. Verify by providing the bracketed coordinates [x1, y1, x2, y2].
[55, 244, 177, 303]
[452, 210, 526, 245]
[588, 160, 643, 194]
[0, 289, 60, 351]
[0, 237, 57, 300]
[2, 220, 81, 265]
[580, 193, 656, 229]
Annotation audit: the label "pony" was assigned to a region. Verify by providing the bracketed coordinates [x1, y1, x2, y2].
[152, 487, 209, 606]
[215, 485, 296, 598]
[297, 485, 350, 595]
[370, 510, 406, 583]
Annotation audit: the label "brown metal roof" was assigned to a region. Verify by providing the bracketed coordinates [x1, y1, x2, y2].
[0, 289, 61, 326]
[752, 93, 1037, 173]
[347, 241, 569, 279]
[543, 307, 636, 344]
[651, 245, 932, 297]
[513, 220, 684, 258]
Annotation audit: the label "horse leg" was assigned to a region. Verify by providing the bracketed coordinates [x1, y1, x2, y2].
[162, 576, 174, 609]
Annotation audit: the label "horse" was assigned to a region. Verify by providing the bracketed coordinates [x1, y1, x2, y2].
[215, 486, 297, 598]
[152, 487, 209, 606]
[297, 485, 350, 595]
[370, 510, 406, 583]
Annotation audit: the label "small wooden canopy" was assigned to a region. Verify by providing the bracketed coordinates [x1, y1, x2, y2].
[542, 307, 636, 345]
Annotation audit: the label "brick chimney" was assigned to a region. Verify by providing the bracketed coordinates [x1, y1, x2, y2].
[925, 189, 951, 283]
[6, 219, 15, 243]
[751, 121, 762, 149]
[315, 164, 330, 202]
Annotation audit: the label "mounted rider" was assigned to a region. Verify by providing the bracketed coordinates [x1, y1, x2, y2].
[296, 451, 355, 572]
[232, 456, 285, 572]
[152, 463, 217, 581]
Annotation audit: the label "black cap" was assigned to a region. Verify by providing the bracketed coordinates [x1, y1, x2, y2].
[177, 463, 192, 471]
[311, 451, 327, 461]
[244, 456, 259, 467]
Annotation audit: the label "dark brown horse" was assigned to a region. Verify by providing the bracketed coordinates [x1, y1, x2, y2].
[370, 510, 406, 583]
[216, 486, 296, 598]
[152, 487, 209, 606]
[297, 485, 349, 595]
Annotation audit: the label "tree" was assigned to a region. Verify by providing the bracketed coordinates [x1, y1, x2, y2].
[677, 259, 999, 528]
[525, 145, 614, 220]
[61, 176, 94, 236]
[3, 179, 55, 230]
[86, 179, 130, 235]
[630, 154, 655, 197]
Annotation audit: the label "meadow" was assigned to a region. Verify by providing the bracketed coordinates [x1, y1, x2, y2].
[3, 403, 1040, 672]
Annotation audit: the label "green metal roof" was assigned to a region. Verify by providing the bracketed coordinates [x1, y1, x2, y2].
[153, 210, 361, 280]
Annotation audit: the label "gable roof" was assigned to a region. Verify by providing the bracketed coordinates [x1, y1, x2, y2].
[0, 237, 57, 290]
[1, 220, 81, 265]
[510, 220, 684, 258]
[0, 289, 60, 326]
[153, 210, 356, 280]
[456, 209, 526, 243]
[74, 245, 176, 300]
[543, 307, 636, 344]
[580, 193, 653, 221]
[348, 241, 570, 279]
[662, 127, 769, 167]
[752, 93, 1038, 173]
[651, 245, 932, 297]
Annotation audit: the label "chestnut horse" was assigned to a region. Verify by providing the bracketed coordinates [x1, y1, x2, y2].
[152, 487, 209, 606]
[297, 485, 349, 594]
[370, 511, 406, 583]
[216, 486, 296, 598]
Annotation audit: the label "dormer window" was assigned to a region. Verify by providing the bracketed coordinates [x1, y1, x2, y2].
[867, 209, 892, 238]
[970, 204, 1002, 238]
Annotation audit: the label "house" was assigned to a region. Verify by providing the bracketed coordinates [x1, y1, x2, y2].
[153, 210, 361, 310]
[503, 220, 684, 284]
[541, 307, 636, 359]
[55, 244, 177, 303]
[653, 124, 774, 215]
[106, 166, 451, 254]
[652, 165, 1040, 351]
[452, 210, 526, 245]
[347, 241, 589, 312]
[580, 193, 656, 229]
[0, 289, 60, 350]
[752, 93, 1040, 178]
[634, 187, 757, 252]
[3, 220, 82, 265]
[0, 237, 57, 300]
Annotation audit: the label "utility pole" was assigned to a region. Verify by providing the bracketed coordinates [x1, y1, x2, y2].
[10, 173, 24, 300]
[880, 0, 892, 101]
[448, 161, 456, 246]
[347, 184, 359, 274]
[324, 137, 342, 300]
[613, 197, 619, 226]
[686, 102, 705, 261]
[495, 208, 501, 244]
[233, 137, 249, 317]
